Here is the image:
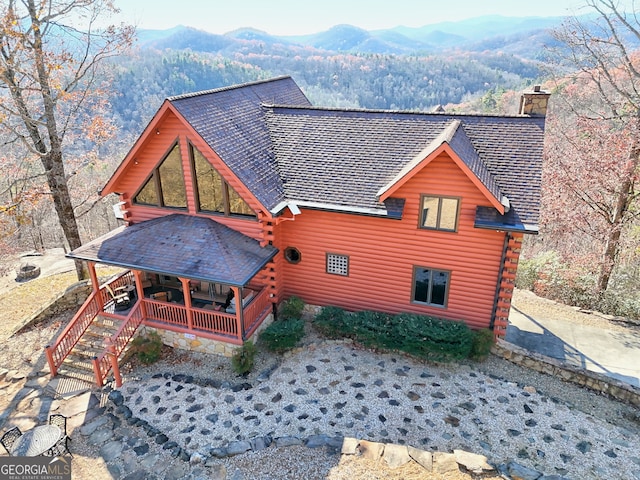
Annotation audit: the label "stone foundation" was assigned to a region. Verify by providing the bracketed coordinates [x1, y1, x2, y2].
[141, 313, 274, 357]
[492, 338, 640, 407]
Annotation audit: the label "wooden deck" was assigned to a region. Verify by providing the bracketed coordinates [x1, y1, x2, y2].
[45, 271, 272, 387]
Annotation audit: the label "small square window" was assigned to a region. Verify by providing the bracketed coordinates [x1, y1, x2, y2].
[326, 253, 349, 276]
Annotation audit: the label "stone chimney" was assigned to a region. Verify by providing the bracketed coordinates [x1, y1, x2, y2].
[519, 85, 550, 116]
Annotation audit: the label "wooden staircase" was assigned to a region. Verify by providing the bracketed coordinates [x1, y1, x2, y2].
[55, 316, 124, 384]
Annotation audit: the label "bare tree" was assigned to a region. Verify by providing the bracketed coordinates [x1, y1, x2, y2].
[547, 0, 640, 294]
[0, 0, 134, 279]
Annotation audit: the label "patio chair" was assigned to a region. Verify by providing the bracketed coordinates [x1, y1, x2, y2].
[105, 284, 131, 310]
[1, 427, 22, 455]
[47, 414, 72, 457]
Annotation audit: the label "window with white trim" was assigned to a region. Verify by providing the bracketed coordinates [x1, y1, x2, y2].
[326, 253, 349, 276]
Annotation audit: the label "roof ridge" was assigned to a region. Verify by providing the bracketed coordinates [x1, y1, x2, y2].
[377, 120, 460, 199]
[168, 75, 293, 102]
[264, 103, 537, 119]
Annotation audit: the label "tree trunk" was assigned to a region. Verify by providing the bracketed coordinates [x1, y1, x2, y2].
[41, 150, 85, 280]
[596, 116, 640, 294]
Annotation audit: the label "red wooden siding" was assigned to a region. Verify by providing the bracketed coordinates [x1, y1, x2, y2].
[276, 153, 507, 329]
[108, 110, 266, 241]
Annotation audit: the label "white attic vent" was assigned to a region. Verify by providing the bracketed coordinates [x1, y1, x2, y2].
[112, 201, 127, 220]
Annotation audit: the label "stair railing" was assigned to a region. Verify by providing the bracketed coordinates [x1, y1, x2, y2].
[45, 270, 135, 378]
[45, 291, 102, 377]
[92, 301, 144, 387]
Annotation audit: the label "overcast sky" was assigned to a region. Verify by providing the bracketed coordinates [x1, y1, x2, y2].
[113, 0, 590, 36]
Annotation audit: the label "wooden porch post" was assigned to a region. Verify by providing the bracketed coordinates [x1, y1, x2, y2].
[231, 286, 244, 342]
[132, 270, 146, 315]
[106, 340, 122, 388]
[179, 277, 194, 331]
[88, 261, 99, 293]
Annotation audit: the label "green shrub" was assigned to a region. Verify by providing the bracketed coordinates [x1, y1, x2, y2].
[393, 313, 474, 362]
[313, 307, 476, 363]
[350, 310, 395, 349]
[129, 331, 163, 364]
[279, 295, 305, 320]
[312, 306, 348, 339]
[469, 328, 495, 360]
[231, 341, 257, 375]
[260, 318, 305, 353]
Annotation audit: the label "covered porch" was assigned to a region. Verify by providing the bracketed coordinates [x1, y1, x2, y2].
[45, 215, 278, 387]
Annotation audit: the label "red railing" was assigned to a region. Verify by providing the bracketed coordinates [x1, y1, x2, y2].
[45, 270, 135, 378]
[45, 291, 102, 376]
[92, 302, 144, 387]
[242, 287, 272, 339]
[143, 299, 188, 327]
[142, 287, 272, 343]
[46, 270, 273, 385]
[192, 308, 238, 338]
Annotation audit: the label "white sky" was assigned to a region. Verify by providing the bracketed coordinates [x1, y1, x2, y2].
[111, 0, 590, 36]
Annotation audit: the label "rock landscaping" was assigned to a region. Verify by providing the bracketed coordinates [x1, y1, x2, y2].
[106, 341, 640, 479]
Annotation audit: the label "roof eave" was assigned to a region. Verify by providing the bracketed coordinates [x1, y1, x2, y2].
[101, 100, 174, 197]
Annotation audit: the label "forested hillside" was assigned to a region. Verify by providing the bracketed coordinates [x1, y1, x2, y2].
[108, 47, 542, 133]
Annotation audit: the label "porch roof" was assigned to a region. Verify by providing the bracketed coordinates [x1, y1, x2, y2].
[68, 214, 278, 286]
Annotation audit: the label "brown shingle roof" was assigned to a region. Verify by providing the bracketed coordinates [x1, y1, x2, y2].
[265, 105, 544, 227]
[156, 77, 544, 229]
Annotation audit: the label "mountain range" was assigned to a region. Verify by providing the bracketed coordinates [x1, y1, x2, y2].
[137, 15, 568, 58]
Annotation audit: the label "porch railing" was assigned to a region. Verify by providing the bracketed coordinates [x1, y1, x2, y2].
[44, 270, 134, 378]
[142, 286, 272, 343]
[192, 308, 238, 338]
[46, 272, 273, 383]
[242, 287, 272, 339]
[45, 291, 102, 377]
[92, 301, 144, 387]
[144, 300, 188, 327]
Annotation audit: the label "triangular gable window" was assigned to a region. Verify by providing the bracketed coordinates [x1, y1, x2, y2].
[133, 143, 187, 209]
[191, 144, 255, 217]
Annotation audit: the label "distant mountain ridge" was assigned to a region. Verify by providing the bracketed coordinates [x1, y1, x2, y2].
[137, 15, 569, 57]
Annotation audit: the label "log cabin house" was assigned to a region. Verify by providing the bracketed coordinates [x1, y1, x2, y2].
[45, 76, 548, 386]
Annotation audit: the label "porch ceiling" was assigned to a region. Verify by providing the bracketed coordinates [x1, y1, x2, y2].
[68, 214, 278, 286]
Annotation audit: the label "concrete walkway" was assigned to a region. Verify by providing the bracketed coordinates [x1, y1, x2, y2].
[507, 305, 640, 388]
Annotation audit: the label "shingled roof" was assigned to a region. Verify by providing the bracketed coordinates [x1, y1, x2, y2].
[159, 77, 544, 232]
[68, 215, 278, 286]
[265, 105, 544, 229]
[168, 76, 312, 212]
